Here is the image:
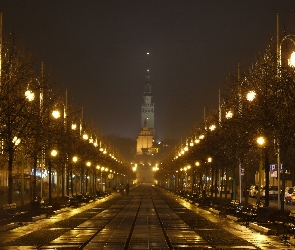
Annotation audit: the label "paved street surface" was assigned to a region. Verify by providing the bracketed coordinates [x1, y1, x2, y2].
[0, 185, 294, 249]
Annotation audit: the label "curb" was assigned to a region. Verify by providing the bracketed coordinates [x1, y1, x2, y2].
[249, 222, 271, 234]
[208, 209, 272, 235]
[0, 222, 18, 232]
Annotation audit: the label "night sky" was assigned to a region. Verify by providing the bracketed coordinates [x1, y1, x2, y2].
[1, 1, 294, 141]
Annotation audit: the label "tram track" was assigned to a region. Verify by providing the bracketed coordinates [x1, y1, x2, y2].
[151, 188, 174, 249]
[1, 194, 133, 248]
[153, 187, 255, 249]
[0, 185, 292, 249]
[123, 195, 142, 249]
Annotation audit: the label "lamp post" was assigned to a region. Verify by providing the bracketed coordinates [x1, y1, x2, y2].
[183, 166, 188, 193]
[278, 34, 295, 70]
[23, 88, 36, 204]
[96, 165, 100, 193]
[256, 136, 265, 204]
[24, 77, 44, 201]
[72, 156, 78, 196]
[46, 107, 61, 204]
[207, 157, 212, 197]
[48, 149, 58, 205]
[105, 167, 109, 191]
[191, 162, 195, 195]
[277, 32, 295, 211]
[195, 161, 200, 195]
[175, 170, 178, 191]
[101, 166, 105, 192]
[85, 161, 91, 194]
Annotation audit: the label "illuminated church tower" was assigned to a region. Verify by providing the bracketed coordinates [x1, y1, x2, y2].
[135, 67, 159, 184]
[141, 69, 154, 135]
[136, 69, 156, 155]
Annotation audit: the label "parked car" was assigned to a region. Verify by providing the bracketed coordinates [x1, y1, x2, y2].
[285, 187, 294, 204]
[261, 186, 279, 200]
[284, 187, 295, 205]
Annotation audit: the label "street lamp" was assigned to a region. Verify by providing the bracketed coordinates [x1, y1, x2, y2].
[72, 156, 78, 163]
[101, 166, 105, 192]
[194, 161, 201, 195]
[288, 51, 295, 67]
[277, 33, 295, 210]
[51, 110, 61, 119]
[71, 156, 78, 196]
[256, 136, 266, 204]
[82, 132, 89, 141]
[207, 157, 213, 197]
[25, 90, 35, 101]
[95, 165, 100, 193]
[209, 124, 216, 131]
[85, 161, 91, 194]
[104, 167, 109, 190]
[48, 149, 58, 205]
[278, 34, 295, 70]
[246, 91, 256, 102]
[24, 81, 44, 200]
[71, 123, 77, 130]
[51, 149, 58, 157]
[48, 106, 61, 200]
[225, 110, 233, 119]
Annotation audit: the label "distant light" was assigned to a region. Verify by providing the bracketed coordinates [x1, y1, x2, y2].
[82, 133, 89, 140]
[12, 136, 21, 145]
[52, 110, 60, 119]
[72, 156, 78, 163]
[71, 123, 77, 130]
[246, 91, 256, 101]
[51, 149, 58, 157]
[25, 90, 35, 101]
[209, 124, 216, 131]
[288, 51, 295, 67]
[256, 136, 266, 146]
[147, 52, 149, 55]
[226, 110, 233, 119]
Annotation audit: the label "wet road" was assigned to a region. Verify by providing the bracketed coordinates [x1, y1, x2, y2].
[0, 185, 294, 249]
